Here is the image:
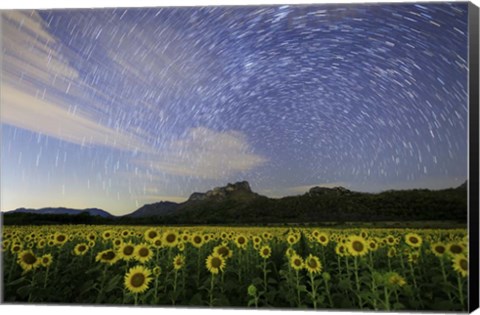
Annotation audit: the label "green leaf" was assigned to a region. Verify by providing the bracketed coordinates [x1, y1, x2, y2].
[7, 276, 27, 286]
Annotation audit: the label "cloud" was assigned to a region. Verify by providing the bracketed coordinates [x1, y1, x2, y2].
[135, 127, 267, 179]
[1, 83, 153, 152]
[1, 11, 153, 153]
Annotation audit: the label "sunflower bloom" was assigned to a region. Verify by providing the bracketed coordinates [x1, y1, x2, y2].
[17, 250, 40, 271]
[173, 254, 185, 270]
[96, 249, 119, 265]
[206, 253, 226, 274]
[40, 254, 53, 268]
[259, 245, 271, 259]
[134, 244, 153, 263]
[118, 242, 136, 261]
[73, 243, 89, 256]
[405, 233, 422, 248]
[304, 254, 322, 274]
[347, 236, 368, 257]
[124, 265, 152, 294]
[290, 254, 304, 271]
[431, 242, 447, 257]
[452, 255, 468, 277]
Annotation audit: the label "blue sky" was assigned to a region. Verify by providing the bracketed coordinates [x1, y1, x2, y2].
[1, 3, 468, 215]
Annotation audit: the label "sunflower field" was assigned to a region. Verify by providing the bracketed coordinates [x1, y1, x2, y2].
[1, 225, 468, 311]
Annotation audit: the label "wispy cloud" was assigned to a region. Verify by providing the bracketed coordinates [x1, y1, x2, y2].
[1, 11, 152, 153]
[135, 127, 267, 179]
[1, 84, 153, 152]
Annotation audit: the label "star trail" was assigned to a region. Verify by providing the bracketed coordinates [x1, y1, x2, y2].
[1, 3, 469, 215]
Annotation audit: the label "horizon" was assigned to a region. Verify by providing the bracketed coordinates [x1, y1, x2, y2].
[2, 178, 467, 215]
[1, 3, 469, 215]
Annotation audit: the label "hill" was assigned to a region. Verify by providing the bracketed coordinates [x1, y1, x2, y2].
[2, 180, 468, 225]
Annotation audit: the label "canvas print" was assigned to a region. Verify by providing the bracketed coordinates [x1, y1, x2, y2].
[0, 1, 477, 312]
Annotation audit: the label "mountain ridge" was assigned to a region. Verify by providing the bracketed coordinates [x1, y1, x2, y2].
[3, 180, 468, 224]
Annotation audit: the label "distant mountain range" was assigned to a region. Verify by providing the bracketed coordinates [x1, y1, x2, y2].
[6, 207, 114, 218]
[2, 180, 468, 225]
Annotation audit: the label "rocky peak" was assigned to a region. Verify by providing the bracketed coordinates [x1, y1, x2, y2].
[188, 181, 255, 202]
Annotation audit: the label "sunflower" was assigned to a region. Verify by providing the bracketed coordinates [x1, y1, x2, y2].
[53, 232, 68, 246]
[214, 244, 233, 259]
[191, 234, 204, 248]
[407, 251, 419, 264]
[118, 242, 136, 261]
[452, 255, 468, 277]
[163, 230, 179, 247]
[290, 254, 304, 271]
[144, 228, 159, 243]
[96, 249, 119, 265]
[1, 239, 11, 252]
[387, 247, 397, 258]
[86, 232, 97, 242]
[11, 243, 23, 254]
[385, 235, 396, 246]
[151, 237, 163, 249]
[124, 265, 152, 294]
[431, 242, 447, 257]
[235, 234, 248, 249]
[447, 242, 465, 257]
[368, 239, 378, 252]
[335, 244, 346, 257]
[286, 233, 298, 245]
[40, 254, 53, 268]
[304, 254, 322, 274]
[205, 253, 226, 274]
[101, 230, 114, 241]
[285, 247, 297, 258]
[134, 244, 153, 263]
[181, 233, 190, 243]
[88, 240, 96, 248]
[112, 238, 123, 248]
[17, 250, 40, 271]
[259, 245, 271, 259]
[386, 272, 407, 287]
[405, 233, 422, 248]
[73, 243, 89, 256]
[347, 236, 368, 257]
[153, 266, 162, 276]
[37, 239, 46, 249]
[121, 229, 131, 238]
[173, 254, 185, 270]
[317, 232, 329, 246]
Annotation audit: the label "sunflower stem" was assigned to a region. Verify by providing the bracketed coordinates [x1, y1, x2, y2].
[263, 258, 268, 294]
[209, 274, 215, 306]
[353, 256, 363, 309]
[295, 269, 301, 307]
[439, 258, 453, 301]
[308, 272, 317, 309]
[43, 266, 50, 289]
[384, 286, 390, 311]
[323, 273, 334, 308]
[172, 270, 178, 305]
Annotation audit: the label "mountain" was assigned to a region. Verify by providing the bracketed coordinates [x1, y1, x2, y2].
[6, 207, 114, 218]
[125, 202, 179, 218]
[127, 181, 467, 224]
[2, 180, 468, 225]
[124, 181, 261, 219]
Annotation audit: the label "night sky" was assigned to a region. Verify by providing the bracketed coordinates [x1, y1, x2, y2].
[1, 3, 469, 215]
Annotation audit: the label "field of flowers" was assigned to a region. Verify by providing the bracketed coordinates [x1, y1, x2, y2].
[1, 225, 468, 310]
